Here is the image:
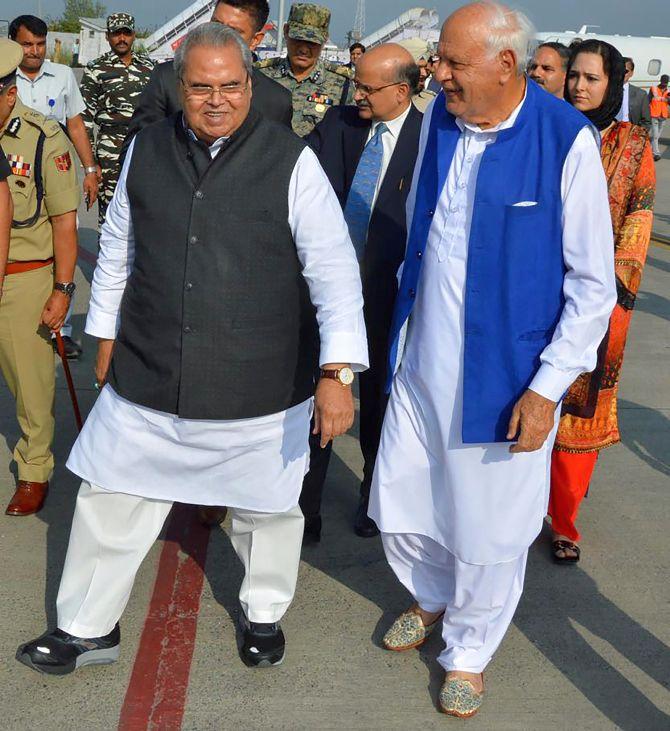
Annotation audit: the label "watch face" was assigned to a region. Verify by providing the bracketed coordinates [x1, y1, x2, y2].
[339, 367, 355, 386]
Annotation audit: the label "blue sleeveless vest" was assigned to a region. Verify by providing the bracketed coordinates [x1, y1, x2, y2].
[386, 80, 591, 443]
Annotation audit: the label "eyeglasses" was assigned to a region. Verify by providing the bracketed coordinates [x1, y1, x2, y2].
[181, 77, 250, 99]
[352, 80, 403, 97]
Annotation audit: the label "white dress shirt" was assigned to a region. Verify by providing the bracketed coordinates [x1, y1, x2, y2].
[16, 60, 86, 123]
[67, 133, 369, 511]
[369, 93, 616, 564]
[366, 103, 412, 209]
[617, 81, 630, 122]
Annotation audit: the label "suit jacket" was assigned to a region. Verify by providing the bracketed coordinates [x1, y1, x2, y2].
[306, 104, 422, 342]
[629, 83, 652, 130]
[124, 60, 293, 149]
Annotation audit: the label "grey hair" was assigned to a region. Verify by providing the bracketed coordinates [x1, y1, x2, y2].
[174, 22, 253, 81]
[471, 2, 536, 74]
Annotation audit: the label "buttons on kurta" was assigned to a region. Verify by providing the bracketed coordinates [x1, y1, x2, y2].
[189, 235, 198, 244]
[183, 326, 192, 333]
[417, 251, 422, 259]
[427, 209, 435, 217]
[194, 190, 204, 199]
[185, 282, 193, 291]
[409, 289, 416, 298]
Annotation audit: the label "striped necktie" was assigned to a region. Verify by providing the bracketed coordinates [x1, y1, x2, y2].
[344, 122, 389, 258]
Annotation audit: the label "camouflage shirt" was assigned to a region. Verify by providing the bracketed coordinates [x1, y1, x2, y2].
[80, 49, 155, 138]
[256, 57, 354, 137]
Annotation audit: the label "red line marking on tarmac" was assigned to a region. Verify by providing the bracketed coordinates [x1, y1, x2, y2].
[118, 505, 210, 731]
[78, 245, 98, 267]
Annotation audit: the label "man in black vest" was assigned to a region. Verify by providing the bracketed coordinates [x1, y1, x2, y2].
[301, 44, 422, 542]
[125, 0, 292, 528]
[124, 0, 293, 147]
[18, 23, 368, 677]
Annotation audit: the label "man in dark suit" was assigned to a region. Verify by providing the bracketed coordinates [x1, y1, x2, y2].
[621, 57, 651, 130]
[125, 0, 292, 146]
[302, 43, 422, 541]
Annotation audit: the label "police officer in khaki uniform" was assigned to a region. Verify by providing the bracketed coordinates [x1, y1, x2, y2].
[0, 39, 79, 516]
[257, 3, 354, 137]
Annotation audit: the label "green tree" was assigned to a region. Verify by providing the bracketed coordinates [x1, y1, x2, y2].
[49, 0, 108, 33]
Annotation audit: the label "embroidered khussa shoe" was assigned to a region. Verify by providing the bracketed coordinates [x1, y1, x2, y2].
[382, 608, 443, 652]
[439, 676, 484, 719]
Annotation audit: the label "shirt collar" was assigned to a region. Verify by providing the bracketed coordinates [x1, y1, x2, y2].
[17, 59, 56, 83]
[456, 81, 528, 136]
[280, 57, 325, 83]
[371, 103, 412, 139]
[182, 115, 229, 158]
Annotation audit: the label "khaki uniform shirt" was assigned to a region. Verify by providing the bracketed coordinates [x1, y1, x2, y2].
[1, 100, 80, 262]
[257, 57, 354, 137]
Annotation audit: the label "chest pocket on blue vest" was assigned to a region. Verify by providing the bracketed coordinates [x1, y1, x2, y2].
[503, 201, 548, 270]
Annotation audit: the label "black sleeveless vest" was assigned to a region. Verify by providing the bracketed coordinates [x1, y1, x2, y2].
[108, 110, 318, 419]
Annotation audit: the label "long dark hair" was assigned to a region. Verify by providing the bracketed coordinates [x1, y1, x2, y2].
[564, 39, 625, 130]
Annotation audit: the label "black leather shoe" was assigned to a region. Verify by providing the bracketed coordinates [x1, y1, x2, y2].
[53, 335, 83, 360]
[353, 496, 379, 538]
[302, 515, 322, 545]
[16, 624, 120, 676]
[239, 616, 285, 668]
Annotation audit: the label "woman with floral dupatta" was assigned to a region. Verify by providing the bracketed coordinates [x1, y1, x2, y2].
[550, 39, 656, 563]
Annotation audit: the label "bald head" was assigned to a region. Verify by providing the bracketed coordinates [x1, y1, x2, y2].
[357, 43, 415, 82]
[434, 1, 532, 128]
[353, 42, 419, 122]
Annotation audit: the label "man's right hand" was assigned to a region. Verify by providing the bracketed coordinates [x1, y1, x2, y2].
[95, 339, 115, 387]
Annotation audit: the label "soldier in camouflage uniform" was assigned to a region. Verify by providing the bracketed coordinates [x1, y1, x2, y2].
[80, 13, 155, 227]
[257, 3, 354, 137]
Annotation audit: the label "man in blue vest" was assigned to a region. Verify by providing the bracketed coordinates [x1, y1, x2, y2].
[368, 2, 616, 718]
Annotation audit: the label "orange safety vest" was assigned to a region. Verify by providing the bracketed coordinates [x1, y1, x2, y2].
[649, 85, 670, 118]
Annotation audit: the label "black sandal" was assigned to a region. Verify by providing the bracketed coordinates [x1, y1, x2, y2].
[552, 539, 581, 564]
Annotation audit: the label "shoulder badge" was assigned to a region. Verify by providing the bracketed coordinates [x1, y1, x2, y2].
[42, 119, 63, 138]
[54, 151, 72, 172]
[325, 62, 354, 79]
[6, 117, 21, 137]
[254, 56, 281, 70]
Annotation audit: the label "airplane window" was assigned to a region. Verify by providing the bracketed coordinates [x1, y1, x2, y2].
[648, 59, 662, 76]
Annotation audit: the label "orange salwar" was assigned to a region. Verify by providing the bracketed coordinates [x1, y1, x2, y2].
[548, 451, 599, 542]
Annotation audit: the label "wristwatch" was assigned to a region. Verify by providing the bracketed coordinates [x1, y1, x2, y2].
[320, 366, 354, 386]
[84, 165, 98, 175]
[54, 281, 76, 297]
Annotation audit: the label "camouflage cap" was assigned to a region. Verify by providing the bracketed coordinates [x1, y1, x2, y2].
[107, 13, 135, 33]
[0, 39, 23, 85]
[287, 3, 330, 45]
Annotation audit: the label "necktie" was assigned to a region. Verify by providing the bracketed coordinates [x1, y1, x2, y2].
[344, 122, 388, 258]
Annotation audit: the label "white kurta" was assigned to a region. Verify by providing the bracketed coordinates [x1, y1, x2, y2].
[67, 135, 369, 512]
[369, 95, 616, 565]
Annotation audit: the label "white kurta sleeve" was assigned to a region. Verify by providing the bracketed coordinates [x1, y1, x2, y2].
[529, 126, 617, 402]
[288, 146, 369, 371]
[84, 139, 136, 339]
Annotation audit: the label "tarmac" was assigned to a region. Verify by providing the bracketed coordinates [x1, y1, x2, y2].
[0, 141, 668, 731]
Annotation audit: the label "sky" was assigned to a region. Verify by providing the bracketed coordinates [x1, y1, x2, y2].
[6, 0, 670, 44]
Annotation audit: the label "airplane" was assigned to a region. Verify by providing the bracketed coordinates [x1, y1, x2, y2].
[536, 26, 670, 89]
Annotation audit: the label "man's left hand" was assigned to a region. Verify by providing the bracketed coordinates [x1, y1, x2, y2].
[83, 171, 99, 206]
[507, 389, 557, 453]
[40, 290, 70, 332]
[313, 372, 355, 449]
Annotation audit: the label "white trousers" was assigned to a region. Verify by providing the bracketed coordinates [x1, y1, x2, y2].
[56, 481, 304, 638]
[382, 533, 527, 674]
[651, 117, 666, 157]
